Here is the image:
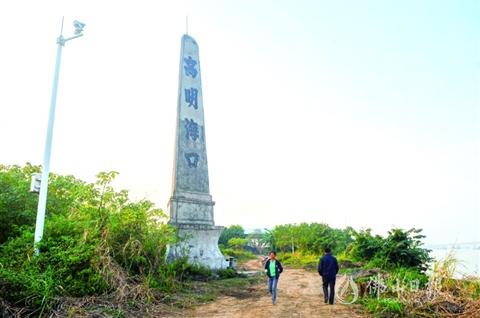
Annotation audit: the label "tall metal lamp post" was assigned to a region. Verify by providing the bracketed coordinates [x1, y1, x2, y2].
[33, 18, 86, 254]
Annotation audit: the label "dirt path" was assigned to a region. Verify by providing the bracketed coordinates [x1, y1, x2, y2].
[183, 258, 367, 318]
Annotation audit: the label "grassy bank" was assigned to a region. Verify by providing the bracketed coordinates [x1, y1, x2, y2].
[356, 254, 480, 317]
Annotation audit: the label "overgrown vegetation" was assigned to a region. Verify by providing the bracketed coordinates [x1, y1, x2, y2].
[218, 225, 246, 246]
[357, 253, 480, 317]
[0, 164, 256, 317]
[2, 164, 478, 317]
[347, 228, 431, 272]
[262, 222, 479, 317]
[265, 223, 431, 274]
[0, 164, 178, 315]
[269, 223, 354, 255]
[218, 225, 256, 261]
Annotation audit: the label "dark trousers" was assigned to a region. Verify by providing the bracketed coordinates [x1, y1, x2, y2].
[322, 277, 336, 304]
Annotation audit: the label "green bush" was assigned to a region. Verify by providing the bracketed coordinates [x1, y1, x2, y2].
[380, 228, 431, 272]
[181, 263, 213, 281]
[347, 229, 384, 262]
[0, 165, 178, 315]
[217, 268, 237, 279]
[218, 226, 255, 261]
[218, 225, 246, 246]
[386, 267, 429, 291]
[168, 262, 237, 281]
[227, 237, 248, 250]
[280, 252, 318, 270]
[220, 247, 255, 261]
[0, 236, 107, 312]
[347, 228, 431, 272]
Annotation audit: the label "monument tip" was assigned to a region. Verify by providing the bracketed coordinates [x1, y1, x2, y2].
[182, 33, 197, 45]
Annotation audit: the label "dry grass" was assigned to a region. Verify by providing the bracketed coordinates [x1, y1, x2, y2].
[47, 245, 263, 317]
[0, 298, 28, 318]
[0, 235, 260, 317]
[48, 240, 171, 318]
[402, 252, 480, 318]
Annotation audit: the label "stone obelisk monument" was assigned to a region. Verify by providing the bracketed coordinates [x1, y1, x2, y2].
[167, 34, 227, 269]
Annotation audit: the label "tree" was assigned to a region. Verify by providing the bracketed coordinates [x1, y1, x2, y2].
[260, 229, 275, 251]
[227, 238, 249, 250]
[0, 164, 39, 244]
[269, 223, 353, 255]
[0, 163, 95, 244]
[380, 228, 432, 272]
[218, 225, 246, 246]
[347, 228, 431, 272]
[347, 229, 384, 261]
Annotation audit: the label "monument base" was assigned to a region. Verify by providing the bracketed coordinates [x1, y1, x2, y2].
[167, 223, 228, 269]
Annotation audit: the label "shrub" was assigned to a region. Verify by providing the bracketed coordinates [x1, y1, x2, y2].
[0, 165, 177, 315]
[347, 229, 384, 262]
[386, 267, 429, 292]
[347, 228, 431, 273]
[227, 238, 249, 250]
[279, 252, 318, 270]
[0, 164, 39, 244]
[220, 247, 255, 261]
[217, 268, 237, 279]
[380, 228, 431, 272]
[218, 225, 246, 246]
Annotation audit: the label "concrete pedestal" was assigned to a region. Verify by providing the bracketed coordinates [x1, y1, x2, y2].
[167, 223, 228, 269]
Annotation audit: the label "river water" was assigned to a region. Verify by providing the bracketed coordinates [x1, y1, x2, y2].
[429, 248, 479, 278]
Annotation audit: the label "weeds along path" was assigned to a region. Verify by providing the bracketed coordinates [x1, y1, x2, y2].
[181, 259, 367, 318]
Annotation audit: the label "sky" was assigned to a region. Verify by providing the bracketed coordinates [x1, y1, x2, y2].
[0, 1, 478, 245]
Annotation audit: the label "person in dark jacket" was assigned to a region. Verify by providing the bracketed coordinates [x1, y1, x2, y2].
[318, 247, 339, 304]
[264, 251, 283, 305]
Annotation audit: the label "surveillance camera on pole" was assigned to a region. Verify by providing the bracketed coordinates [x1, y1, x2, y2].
[33, 17, 85, 254]
[73, 20, 85, 35]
